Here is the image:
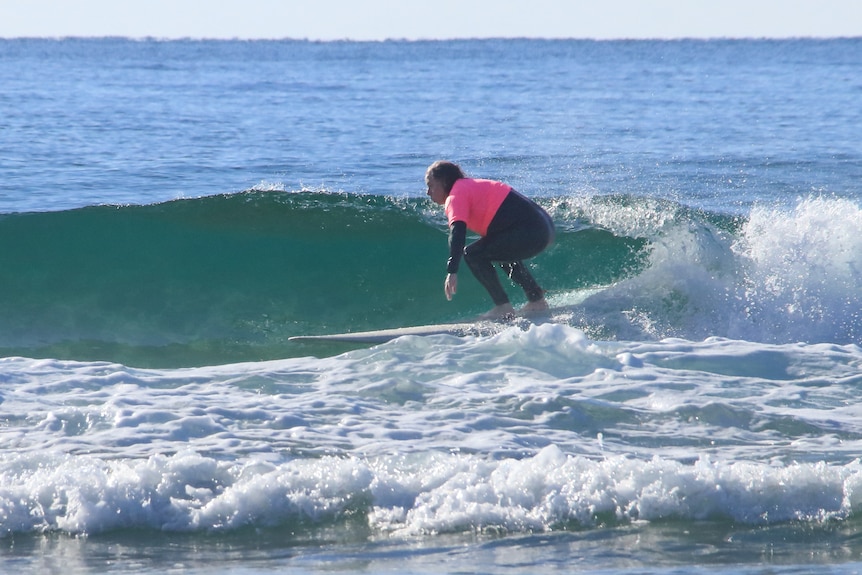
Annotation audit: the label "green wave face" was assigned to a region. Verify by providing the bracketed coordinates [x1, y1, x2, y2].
[0, 191, 646, 367]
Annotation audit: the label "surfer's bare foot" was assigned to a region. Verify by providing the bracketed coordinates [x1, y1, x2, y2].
[477, 303, 516, 321]
[519, 299, 550, 315]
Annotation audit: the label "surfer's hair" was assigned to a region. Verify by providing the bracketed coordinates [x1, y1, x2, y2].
[425, 160, 465, 194]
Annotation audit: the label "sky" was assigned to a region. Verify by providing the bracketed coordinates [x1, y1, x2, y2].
[0, 0, 860, 40]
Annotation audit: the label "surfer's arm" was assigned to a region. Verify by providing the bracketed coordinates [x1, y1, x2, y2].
[444, 220, 466, 301]
[446, 220, 467, 273]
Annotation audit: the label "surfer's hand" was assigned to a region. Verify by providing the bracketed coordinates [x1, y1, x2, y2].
[444, 273, 458, 300]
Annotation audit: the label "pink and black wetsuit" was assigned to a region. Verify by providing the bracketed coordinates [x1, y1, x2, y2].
[444, 178, 555, 306]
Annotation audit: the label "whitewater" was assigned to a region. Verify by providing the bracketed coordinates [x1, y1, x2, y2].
[1, 37, 861, 574]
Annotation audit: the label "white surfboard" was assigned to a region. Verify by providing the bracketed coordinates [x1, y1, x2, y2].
[288, 305, 578, 344]
[288, 321, 505, 344]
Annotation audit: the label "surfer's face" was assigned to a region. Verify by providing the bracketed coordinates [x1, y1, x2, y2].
[426, 177, 447, 206]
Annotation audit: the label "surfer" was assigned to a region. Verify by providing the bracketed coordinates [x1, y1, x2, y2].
[425, 160, 555, 319]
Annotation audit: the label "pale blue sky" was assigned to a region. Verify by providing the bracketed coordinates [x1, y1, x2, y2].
[1, 0, 860, 40]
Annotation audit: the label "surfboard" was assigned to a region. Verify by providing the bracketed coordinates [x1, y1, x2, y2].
[288, 305, 580, 344]
[288, 321, 506, 344]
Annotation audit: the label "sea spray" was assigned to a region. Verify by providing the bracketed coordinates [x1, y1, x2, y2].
[737, 196, 862, 342]
[572, 195, 862, 344]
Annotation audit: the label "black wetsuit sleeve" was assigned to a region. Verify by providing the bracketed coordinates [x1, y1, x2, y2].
[447, 220, 467, 274]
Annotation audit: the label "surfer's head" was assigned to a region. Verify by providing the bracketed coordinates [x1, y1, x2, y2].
[425, 160, 465, 198]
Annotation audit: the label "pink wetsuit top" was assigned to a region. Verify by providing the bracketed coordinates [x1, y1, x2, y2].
[444, 178, 511, 237]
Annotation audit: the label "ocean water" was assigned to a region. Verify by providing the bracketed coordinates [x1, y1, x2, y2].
[1, 37, 862, 574]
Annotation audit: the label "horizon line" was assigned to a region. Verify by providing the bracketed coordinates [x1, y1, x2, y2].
[2, 34, 860, 42]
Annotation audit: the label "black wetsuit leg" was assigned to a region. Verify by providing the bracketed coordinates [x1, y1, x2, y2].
[463, 191, 554, 305]
[502, 261, 545, 302]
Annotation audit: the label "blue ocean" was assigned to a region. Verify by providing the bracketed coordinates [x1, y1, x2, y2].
[1, 37, 862, 574]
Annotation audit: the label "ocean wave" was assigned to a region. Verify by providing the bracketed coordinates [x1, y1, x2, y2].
[1, 191, 859, 367]
[0, 190, 642, 366]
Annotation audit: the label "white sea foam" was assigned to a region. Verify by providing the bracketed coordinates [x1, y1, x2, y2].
[3, 324, 862, 536]
[738, 197, 862, 342]
[570, 195, 862, 345]
[2, 445, 861, 537]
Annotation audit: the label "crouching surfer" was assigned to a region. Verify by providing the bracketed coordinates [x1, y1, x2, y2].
[425, 160, 555, 320]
